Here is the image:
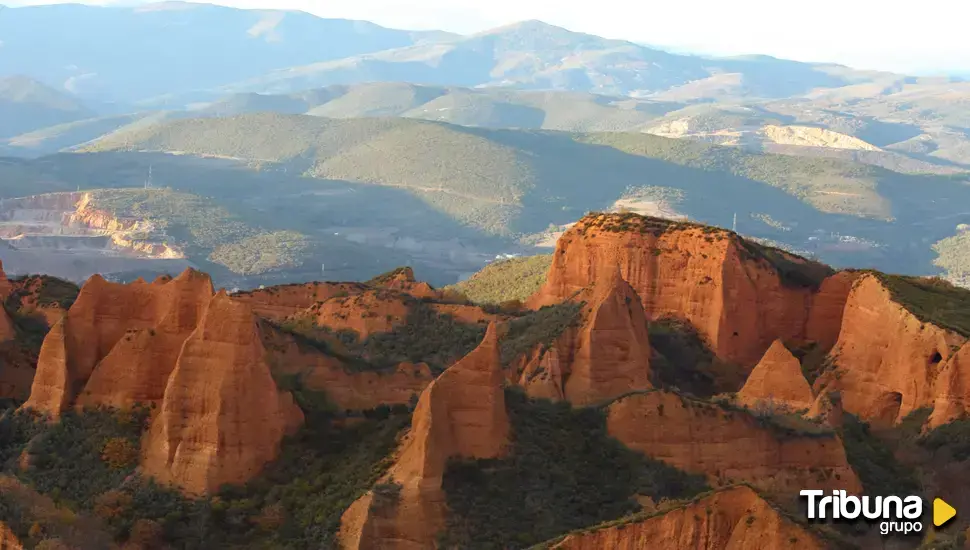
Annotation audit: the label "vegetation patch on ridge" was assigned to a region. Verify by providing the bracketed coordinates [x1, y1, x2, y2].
[445, 255, 552, 306]
[278, 299, 488, 375]
[647, 318, 719, 397]
[439, 388, 708, 549]
[872, 272, 970, 337]
[919, 416, 970, 461]
[839, 414, 921, 497]
[499, 301, 584, 366]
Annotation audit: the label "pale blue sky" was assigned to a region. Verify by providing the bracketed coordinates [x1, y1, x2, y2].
[5, 0, 969, 74]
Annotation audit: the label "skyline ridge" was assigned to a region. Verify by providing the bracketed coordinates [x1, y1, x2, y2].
[0, 0, 966, 74]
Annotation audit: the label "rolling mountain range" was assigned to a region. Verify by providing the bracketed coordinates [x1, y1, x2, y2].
[1, 1, 970, 291]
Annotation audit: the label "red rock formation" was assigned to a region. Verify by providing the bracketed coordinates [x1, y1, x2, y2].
[141, 291, 303, 495]
[517, 346, 566, 401]
[232, 282, 365, 321]
[0, 260, 14, 343]
[607, 391, 861, 495]
[805, 271, 859, 350]
[23, 275, 168, 414]
[510, 268, 652, 405]
[261, 324, 433, 411]
[549, 486, 828, 550]
[737, 339, 814, 412]
[529, 214, 840, 366]
[808, 389, 844, 429]
[563, 268, 653, 405]
[339, 323, 509, 549]
[0, 259, 12, 300]
[929, 343, 970, 428]
[0, 307, 13, 343]
[815, 274, 966, 426]
[77, 269, 214, 409]
[374, 266, 439, 299]
[0, 521, 22, 550]
[304, 290, 411, 339]
[22, 269, 214, 415]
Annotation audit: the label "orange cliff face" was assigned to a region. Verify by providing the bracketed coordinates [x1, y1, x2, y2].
[0, 521, 22, 550]
[607, 391, 861, 495]
[261, 323, 433, 411]
[232, 282, 366, 321]
[0, 260, 14, 343]
[529, 213, 845, 367]
[374, 266, 438, 299]
[737, 339, 815, 412]
[0, 259, 12, 300]
[77, 269, 214, 410]
[815, 274, 969, 427]
[516, 268, 652, 406]
[339, 323, 509, 549]
[548, 486, 828, 550]
[22, 269, 215, 415]
[141, 292, 303, 496]
[302, 289, 412, 339]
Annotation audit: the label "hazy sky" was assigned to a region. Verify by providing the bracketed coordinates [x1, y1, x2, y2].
[4, 0, 969, 74]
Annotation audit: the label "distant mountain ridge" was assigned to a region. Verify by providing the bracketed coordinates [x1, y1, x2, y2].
[0, 2, 452, 102]
[218, 19, 891, 100]
[1, 3, 897, 105]
[0, 76, 95, 138]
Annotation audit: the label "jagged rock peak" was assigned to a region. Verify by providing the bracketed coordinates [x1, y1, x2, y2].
[141, 291, 302, 495]
[737, 339, 814, 412]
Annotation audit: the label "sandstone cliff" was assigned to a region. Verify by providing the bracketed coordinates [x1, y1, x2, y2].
[339, 323, 509, 549]
[815, 273, 969, 427]
[0, 521, 22, 550]
[77, 269, 214, 409]
[303, 290, 411, 339]
[261, 323, 433, 411]
[0, 260, 14, 342]
[807, 389, 845, 429]
[530, 213, 841, 367]
[233, 282, 366, 321]
[548, 486, 828, 550]
[22, 269, 214, 415]
[563, 268, 653, 405]
[930, 343, 970, 428]
[512, 268, 652, 406]
[141, 291, 303, 495]
[737, 339, 814, 412]
[0, 305, 13, 344]
[369, 266, 438, 299]
[0, 260, 12, 300]
[607, 391, 861, 495]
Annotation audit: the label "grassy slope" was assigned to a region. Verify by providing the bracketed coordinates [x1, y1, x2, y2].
[873, 272, 970, 337]
[445, 254, 553, 305]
